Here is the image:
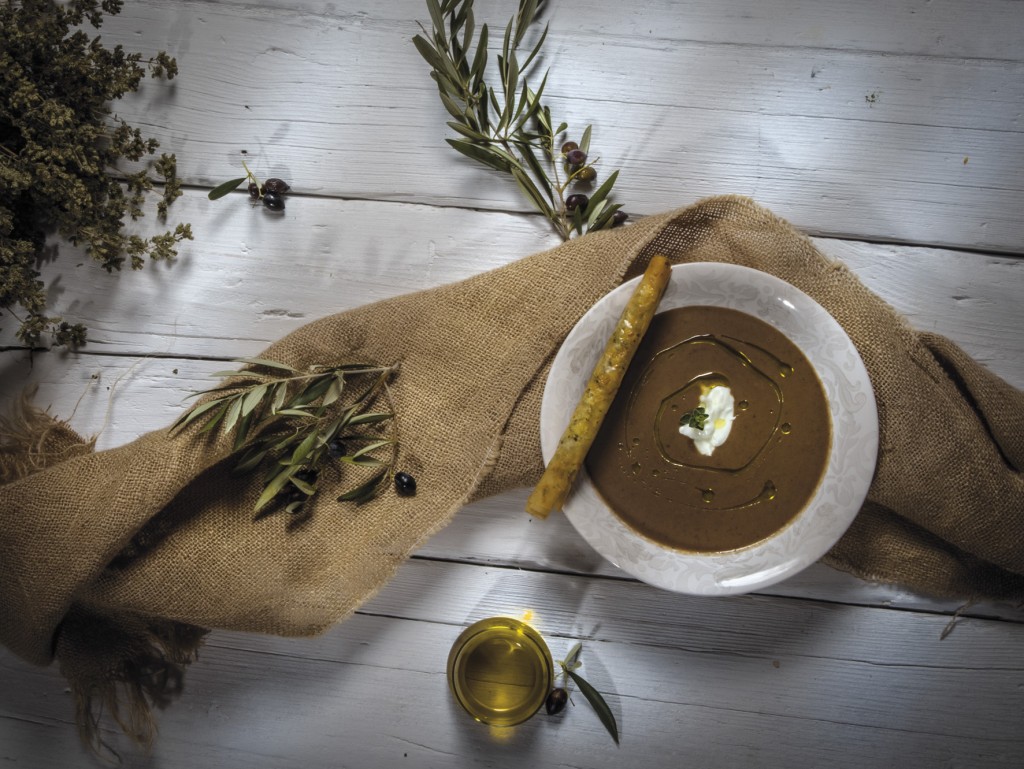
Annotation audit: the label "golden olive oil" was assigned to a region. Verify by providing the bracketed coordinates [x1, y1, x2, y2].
[447, 617, 554, 727]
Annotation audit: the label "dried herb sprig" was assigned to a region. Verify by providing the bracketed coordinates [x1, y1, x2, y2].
[171, 359, 400, 514]
[413, 0, 626, 241]
[1, 0, 192, 347]
[546, 642, 619, 744]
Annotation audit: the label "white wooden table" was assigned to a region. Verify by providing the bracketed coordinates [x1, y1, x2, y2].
[2, 1, 1023, 766]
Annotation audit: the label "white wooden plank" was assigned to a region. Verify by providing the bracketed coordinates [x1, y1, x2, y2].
[82, 0, 1024, 250]
[109, 0, 1024, 64]
[0, 195, 552, 355]
[0, 352, 223, 449]
[543, 0, 1024, 59]
[2, 561, 1021, 767]
[810, 238, 1024, 380]
[425, 492, 1024, 621]
[3, 200, 1021, 378]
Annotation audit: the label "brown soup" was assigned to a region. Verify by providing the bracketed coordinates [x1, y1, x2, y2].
[584, 306, 832, 553]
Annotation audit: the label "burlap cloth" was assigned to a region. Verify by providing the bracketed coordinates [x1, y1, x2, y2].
[2, 196, 1023, 747]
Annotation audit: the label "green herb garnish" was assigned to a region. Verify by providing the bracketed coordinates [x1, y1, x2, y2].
[413, 0, 627, 241]
[171, 359, 400, 514]
[549, 642, 619, 744]
[680, 406, 709, 431]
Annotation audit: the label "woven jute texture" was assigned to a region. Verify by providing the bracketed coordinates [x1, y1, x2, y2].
[2, 196, 1022, 745]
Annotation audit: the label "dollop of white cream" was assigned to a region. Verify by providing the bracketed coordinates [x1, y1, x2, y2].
[679, 385, 736, 456]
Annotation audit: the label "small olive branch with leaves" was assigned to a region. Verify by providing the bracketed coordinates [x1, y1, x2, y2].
[414, 0, 625, 242]
[548, 642, 619, 744]
[171, 359, 399, 513]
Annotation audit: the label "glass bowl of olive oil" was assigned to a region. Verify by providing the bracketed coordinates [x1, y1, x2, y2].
[447, 616, 554, 727]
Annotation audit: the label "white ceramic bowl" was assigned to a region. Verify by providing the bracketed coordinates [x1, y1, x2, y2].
[540, 262, 878, 595]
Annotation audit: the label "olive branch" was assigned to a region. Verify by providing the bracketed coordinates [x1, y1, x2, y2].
[171, 359, 400, 514]
[413, 0, 627, 241]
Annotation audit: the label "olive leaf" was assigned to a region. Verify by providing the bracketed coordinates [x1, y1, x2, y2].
[553, 642, 619, 745]
[242, 357, 299, 372]
[413, 0, 627, 241]
[349, 412, 393, 426]
[337, 469, 389, 504]
[207, 177, 247, 200]
[565, 669, 619, 745]
[562, 641, 583, 670]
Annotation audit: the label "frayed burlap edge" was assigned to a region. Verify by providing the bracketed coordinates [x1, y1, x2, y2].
[0, 390, 209, 757]
[0, 387, 96, 482]
[57, 606, 207, 760]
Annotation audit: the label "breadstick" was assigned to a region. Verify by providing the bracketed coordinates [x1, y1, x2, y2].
[526, 254, 672, 518]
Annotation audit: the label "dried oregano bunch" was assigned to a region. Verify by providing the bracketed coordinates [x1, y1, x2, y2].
[0, 0, 192, 347]
[414, 0, 627, 241]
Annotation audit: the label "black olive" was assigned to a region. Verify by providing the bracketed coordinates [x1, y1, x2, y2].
[565, 193, 589, 212]
[294, 468, 319, 485]
[248, 182, 260, 198]
[263, 178, 291, 193]
[565, 148, 587, 166]
[262, 191, 285, 211]
[545, 687, 568, 715]
[561, 140, 579, 154]
[394, 472, 417, 496]
[327, 439, 346, 459]
[612, 210, 629, 227]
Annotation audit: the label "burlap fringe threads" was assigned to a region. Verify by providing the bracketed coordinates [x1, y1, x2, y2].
[58, 608, 207, 759]
[0, 389, 95, 482]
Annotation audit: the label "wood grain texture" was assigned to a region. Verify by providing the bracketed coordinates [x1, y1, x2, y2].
[3, 563, 1022, 768]
[79, 0, 1024, 251]
[1, 0, 1023, 766]
[2, 202, 1020, 380]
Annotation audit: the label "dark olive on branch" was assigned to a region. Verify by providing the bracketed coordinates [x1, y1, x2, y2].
[545, 687, 568, 715]
[263, 178, 291, 193]
[565, 193, 589, 211]
[565, 148, 588, 166]
[262, 191, 285, 211]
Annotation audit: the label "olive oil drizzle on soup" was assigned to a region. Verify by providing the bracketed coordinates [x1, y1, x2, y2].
[584, 306, 832, 553]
